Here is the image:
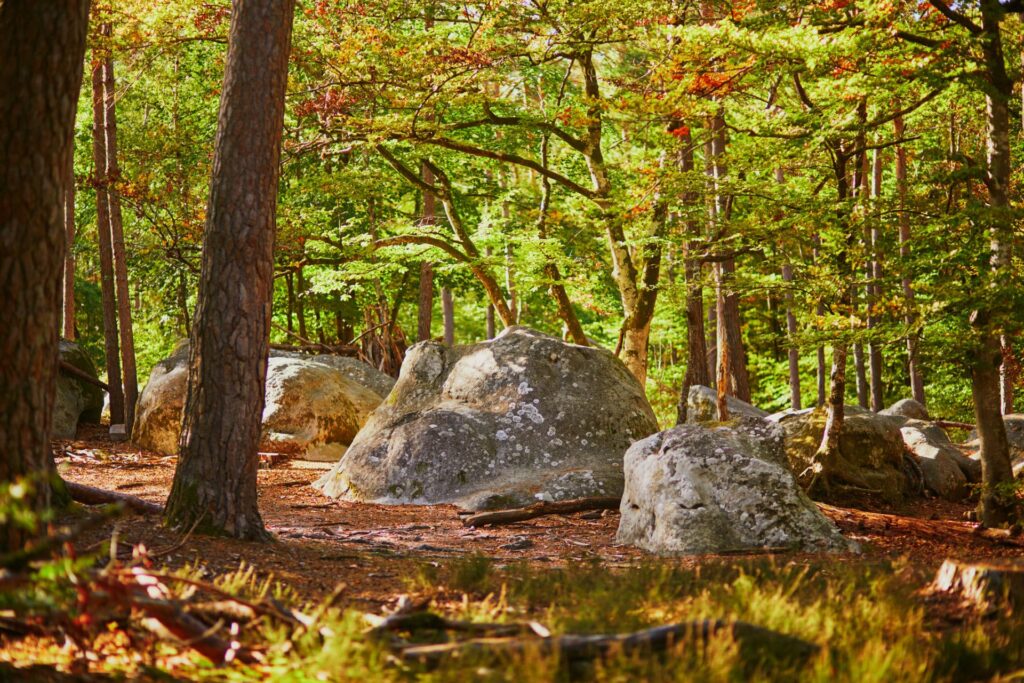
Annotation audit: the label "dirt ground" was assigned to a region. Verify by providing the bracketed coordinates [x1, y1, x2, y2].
[54, 426, 1024, 612]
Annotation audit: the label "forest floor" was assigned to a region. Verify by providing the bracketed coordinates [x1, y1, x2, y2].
[52, 425, 1024, 609]
[7, 427, 1024, 681]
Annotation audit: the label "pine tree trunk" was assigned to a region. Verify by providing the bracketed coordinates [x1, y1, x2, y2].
[1000, 337, 1014, 414]
[165, 0, 295, 541]
[0, 0, 90, 551]
[868, 148, 884, 412]
[853, 342, 869, 409]
[486, 304, 495, 339]
[781, 263, 801, 411]
[295, 264, 307, 340]
[63, 146, 77, 341]
[894, 115, 925, 404]
[90, 47, 124, 425]
[441, 287, 454, 346]
[285, 271, 294, 333]
[676, 127, 709, 424]
[100, 27, 138, 431]
[706, 111, 750, 402]
[417, 163, 435, 342]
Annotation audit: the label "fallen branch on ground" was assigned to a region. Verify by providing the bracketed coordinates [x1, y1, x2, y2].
[0, 504, 123, 570]
[397, 618, 820, 665]
[932, 420, 975, 431]
[66, 481, 164, 515]
[817, 503, 1024, 547]
[59, 360, 110, 393]
[460, 496, 621, 527]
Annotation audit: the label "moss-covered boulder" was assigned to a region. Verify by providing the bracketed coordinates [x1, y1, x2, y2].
[771, 407, 910, 503]
[53, 340, 104, 439]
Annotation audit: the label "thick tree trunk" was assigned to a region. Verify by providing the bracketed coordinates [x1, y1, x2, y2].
[894, 115, 925, 404]
[90, 48, 124, 426]
[63, 146, 77, 340]
[0, 0, 90, 551]
[165, 0, 295, 541]
[100, 28, 138, 431]
[676, 128, 709, 424]
[441, 287, 454, 346]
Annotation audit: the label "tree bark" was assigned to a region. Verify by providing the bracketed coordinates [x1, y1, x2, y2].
[971, 0, 1016, 526]
[0, 0, 91, 551]
[63, 143, 77, 340]
[781, 263, 801, 411]
[441, 287, 454, 346]
[894, 114, 925, 404]
[706, 111, 750, 402]
[868, 147, 884, 412]
[295, 264, 307, 340]
[417, 162, 435, 342]
[853, 343, 869, 409]
[676, 127, 710, 424]
[90, 43, 124, 425]
[165, 0, 295, 541]
[100, 25, 138, 432]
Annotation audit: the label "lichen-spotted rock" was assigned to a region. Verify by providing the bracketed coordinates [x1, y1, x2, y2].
[53, 340, 104, 439]
[616, 419, 856, 555]
[132, 343, 385, 460]
[314, 326, 659, 510]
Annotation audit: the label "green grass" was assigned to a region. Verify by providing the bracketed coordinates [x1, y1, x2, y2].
[9, 551, 1024, 681]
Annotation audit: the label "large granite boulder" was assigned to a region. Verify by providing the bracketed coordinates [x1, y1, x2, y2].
[270, 351, 395, 398]
[262, 357, 383, 460]
[880, 398, 930, 422]
[686, 385, 769, 424]
[314, 326, 659, 510]
[133, 344, 385, 460]
[900, 420, 971, 500]
[53, 340, 104, 439]
[615, 418, 855, 555]
[966, 414, 1024, 474]
[770, 407, 910, 502]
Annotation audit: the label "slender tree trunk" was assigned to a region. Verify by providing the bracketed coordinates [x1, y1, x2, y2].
[0, 0, 90, 551]
[972, 1, 1016, 525]
[90, 45, 124, 425]
[63, 145, 77, 340]
[177, 270, 191, 337]
[285, 272, 294, 333]
[295, 264, 307, 340]
[894, 115, 925, 404]
[417, 163, 435, 342]
[676, 127, 710, 424]
[441, 287, 454, 346]
[853, 342, 869, 409]
[706, 111, 750, 402]
[165, 0, 295, 540]
[812, 234, 826, 407]
[1001, 337, 1015, 414]
[868, 148, 884, 412]
[781, 263, 801, 411]
[100, 26, 138, 431]
[852, 107, 869, 411]
[537, 137, 588, 345]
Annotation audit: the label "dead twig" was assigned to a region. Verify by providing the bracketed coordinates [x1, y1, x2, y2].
[460, 497, 621, 527]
